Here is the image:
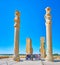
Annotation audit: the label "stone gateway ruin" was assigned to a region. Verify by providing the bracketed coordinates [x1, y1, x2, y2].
[13, 7, 53, 62]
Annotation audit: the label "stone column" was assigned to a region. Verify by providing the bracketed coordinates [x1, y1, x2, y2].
[40, 37, 46, 58]
[45, 7, 53, 61]
[13, 11, 20, 61]
[26, 38, 33, 55]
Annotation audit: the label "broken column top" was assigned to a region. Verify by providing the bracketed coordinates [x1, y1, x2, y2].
[15, 10, 20, 16]
[45, 7, 51, 14]
[45, 7, 51, 23]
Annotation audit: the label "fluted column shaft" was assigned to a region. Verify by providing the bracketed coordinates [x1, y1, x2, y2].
[13, 11, 20, 61]
[45, 7, 53, 61]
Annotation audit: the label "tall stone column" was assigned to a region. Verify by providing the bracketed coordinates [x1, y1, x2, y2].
[40, 37, 46, 58]
[13, 11, 20, 61]
[45, 7, 53, 61]
[26, 38, 33, 55]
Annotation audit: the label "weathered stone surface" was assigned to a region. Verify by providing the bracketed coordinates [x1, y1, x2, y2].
[40, 37, 46, 58]
[45, 7, 53, 61]
[13, 11, 20, 61]
[26, 38, 33, 55]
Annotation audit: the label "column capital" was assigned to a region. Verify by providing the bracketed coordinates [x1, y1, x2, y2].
[14, 10, 20, 28]
[44, 7, 51, 23]
[45, 7, 51, 14]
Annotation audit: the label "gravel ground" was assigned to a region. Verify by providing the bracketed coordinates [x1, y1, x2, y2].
[0, 58, 60, 65]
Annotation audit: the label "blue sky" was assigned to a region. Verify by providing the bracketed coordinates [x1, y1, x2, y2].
[0, 0, 60, 54]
